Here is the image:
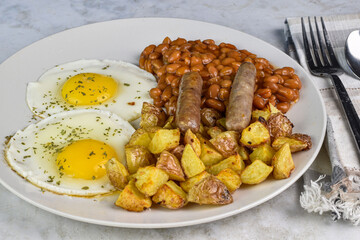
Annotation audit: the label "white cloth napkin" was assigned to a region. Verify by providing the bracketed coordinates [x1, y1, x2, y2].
[285, 13, 360, 225]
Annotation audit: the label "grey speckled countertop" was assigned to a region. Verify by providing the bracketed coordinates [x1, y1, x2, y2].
[1, 1, 360, 239]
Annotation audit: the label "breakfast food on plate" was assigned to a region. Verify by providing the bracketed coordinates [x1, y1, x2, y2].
[107, 98, 312, 211]
[26, 59, 156, 121]
[4, 109, 135, 196]
[140, 37, 302, 115]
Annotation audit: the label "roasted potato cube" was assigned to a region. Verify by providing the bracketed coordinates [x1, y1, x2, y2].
[237, 145, 249, 162]
[163, 116, 175, 129]
[156, 151, 185, 181]
[272, 133, 313, 152]
[115, 180, 152, 212]
[148, 129, 180, 154]
[207, 126, 223, 139]
[201, 108, 221, 127]
[145, 126, 163, 139]
[170, 144, 185, 160]
[180, 171, 211, 192]
[140, 102, 166, 128]
[272, 143, 295, 179]
[241, 160, 273, 184]
[240, 121, 270, 148]
[181, 144, 206, 178]
[216, 168, 242, 192]
[135, 166, 169, 196]
[208, 154, 245, 175]
[267, 102, 282, 115]
[267, 113, 293, 140]
[125, 145, 155, 174]
[105, 158, 129, 190]
[199, 138, 224, 167]
[184, 129, 201, 157]
[152, 180, 187, 209]
[128, 128, 152, 148]
[252, 109, 271, 121]
[210, 131, 240, 158]
[188, 176, 233, 205]
[249, 144, 276, 165]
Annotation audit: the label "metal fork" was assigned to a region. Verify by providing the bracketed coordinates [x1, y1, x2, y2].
[301, 16, 360, 153]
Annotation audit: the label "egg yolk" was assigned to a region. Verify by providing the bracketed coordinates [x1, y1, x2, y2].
[56, 139, 118, 180]
[61, 73, 118, 106]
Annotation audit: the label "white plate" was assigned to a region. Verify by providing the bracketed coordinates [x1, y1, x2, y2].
[0, 18, 326, 228]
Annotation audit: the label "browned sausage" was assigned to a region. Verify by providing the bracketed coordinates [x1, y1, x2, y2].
[175, 72, 203, 133]
[225, 62, 256, 132]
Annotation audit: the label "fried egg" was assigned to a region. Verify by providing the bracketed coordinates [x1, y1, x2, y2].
[5, 109, 135, 196]
[26, 59, 156, 121]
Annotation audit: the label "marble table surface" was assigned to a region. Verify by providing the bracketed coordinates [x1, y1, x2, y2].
[1, 0, 360, 239]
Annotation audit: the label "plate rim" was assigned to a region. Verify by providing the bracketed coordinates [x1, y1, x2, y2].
[0, 17, 327, 228]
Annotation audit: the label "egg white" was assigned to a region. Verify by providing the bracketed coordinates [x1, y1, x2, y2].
[4, 109, 135, 197]
[26, 59, 156, 121]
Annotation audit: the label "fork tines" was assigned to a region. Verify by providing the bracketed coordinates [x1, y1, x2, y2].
[301, 16, 340, 70]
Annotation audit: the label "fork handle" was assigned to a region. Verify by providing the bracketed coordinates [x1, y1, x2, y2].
[330, 74, 360, 153]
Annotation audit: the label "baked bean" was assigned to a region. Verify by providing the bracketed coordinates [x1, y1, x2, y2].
[171, 38, 187, 46]
[184, 56, 191, 65]
[255, 58, 270, 66]
[219, 66, 233, 76]
[263, 81, 279, 93]
[222, 57, 235, 66]
[201, 53, 215, 64]
[224, 43, 237, 49]
[180, 43, 192, 51]
[149, 88, 162, 98]
[154, 43, 169, 53]
[205, 99, 225, 112]
[274, 67, 293, 76]
[151, 59, 164, 70]
[293, 89, 300, 100]
[191, 64, 204, 72]
[253, 95, 266, 109]
[170, 77, 180, 88]
[277, 86, 295, 101]
[212, 59, 221, 66]
[243, 57, 254, 64]
[208, 44, 218, 51]
[165, 96, 177, 115]
[166, 63, 182, 73]
[255, 62, 264, 70]
[256, 88, 272, 99]
[227, 50, 241, 60]
[165, 74, 177, 85]
[199, 70, 210, 78]
[203, 39, 215, 45]
[220, 79, 232, 88]
[163, 37, 171, 44]
[149, 52, 161, 60]
[220, 47, 232, 54]
[143, 44, 156, 55]
[216, 64, 224, 71]
[276, 102, 290, 113]
[219, 53, 227, 60]
[176, 66, 190, 76]
[208, 65, 218, 78]
[172, 87, 179, 96]
[218, 88, 230, 101]
[161, 86, 172, 102]
[284, 79, 301, 89]
[168, 50, 182, 63]
[145, 59, 152, 73]
[190, 55, 202, 66]
[209, 77, 221, 85]
[269, 95, 277, 106]
[156, 65, 166, 78]
[201, 97, 207, 108]
[276, 74, 285, 84]
[153, 98, 164, 108]
[275, 93, 290, 102]
[208, 84, 220, 99]
[231, 61, 241, 72]
[139, 54, 146, 69]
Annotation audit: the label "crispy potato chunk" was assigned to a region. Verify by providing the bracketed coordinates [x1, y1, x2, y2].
[148, 129, 180, 154]
[128, 128, 152, 148]
[180, 171, 211, 192]
[170, 144, 185, 160]
[184, 129, 201, 157]
[125, 145, 155, 174]
[188, 176, 233, 205]
[135, 166, 169, 196]
[105, 158, 129, 190]
[267, 113, 293, 140]
[272, 133, 312, 153]
[207, 126, 223, 139]
[267, 102, 282, 115]
[272, 143, 295, 179]
[216, 168, 242, 193]
[163, 115, 175, 129]
[181, 144, 206, 178]
[241, 160, 273, 184]
[145, 126, 162, 139]
[201, 108, 221, 127]
[208, 154, 245, 175]
[237, 145, 249, 162]
[249, 144, 276, 165]
[252, 109, 271, 121]
[156, 151, 185, 181]
[240, 121, 270, 148]
[115, 180, 152, 212]
[210, 131, 240, 158]
[152, 180, 187, 209]
[199, 138, 224, 167]
[140, 102, 166, 128]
